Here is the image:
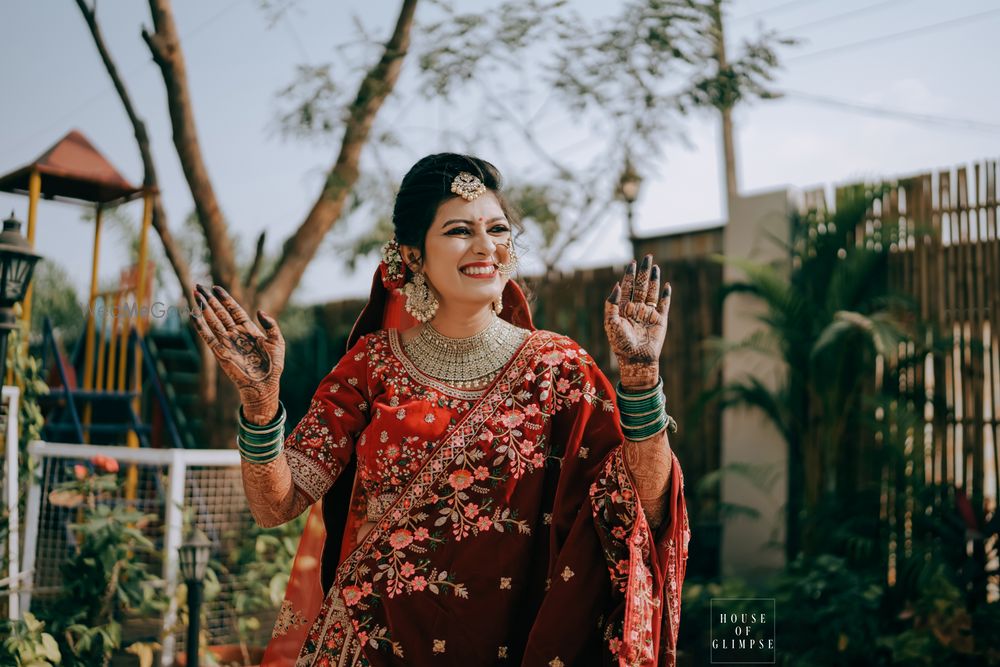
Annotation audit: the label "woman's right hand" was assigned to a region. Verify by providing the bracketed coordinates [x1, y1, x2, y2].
[190, 284, 285, 424]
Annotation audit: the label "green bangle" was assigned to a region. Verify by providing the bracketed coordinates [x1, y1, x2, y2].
[616, 380, 665, 412]
[622, 414, 678, 437]
[621, 405, 666, 420]
[622, 410, 666, 431]
[237, 435, 283, 454]
[623, 420, 668, 440]
[239, 427, 286, 445]
[237, 437, 283, 463]
[238, 401, 286, 433]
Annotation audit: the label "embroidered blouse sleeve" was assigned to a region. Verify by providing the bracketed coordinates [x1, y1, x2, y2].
[284, 334, 373, 503]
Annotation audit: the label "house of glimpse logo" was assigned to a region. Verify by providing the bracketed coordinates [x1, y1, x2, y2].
[710, 598, 776, 664]
[87, 301, 202, 320]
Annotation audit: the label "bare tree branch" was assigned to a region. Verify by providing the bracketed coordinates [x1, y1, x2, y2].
[256, 0, 419, 314]
[143, 0, 241, 299]
[74, 0, 217, 414]
[74, 0, 196, 310]
[244, 231, 267, 297]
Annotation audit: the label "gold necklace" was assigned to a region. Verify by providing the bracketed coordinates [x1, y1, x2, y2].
[402, 314, 529, 389]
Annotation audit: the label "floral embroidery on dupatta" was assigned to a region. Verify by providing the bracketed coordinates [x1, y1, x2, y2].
[591, 452, 659, 666]
[294, 329, 674, 665]
[272, 600, 309, 638]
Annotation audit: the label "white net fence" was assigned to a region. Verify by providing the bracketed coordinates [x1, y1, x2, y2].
[1, 386, 23, 622]
[21, 442, 265, 666]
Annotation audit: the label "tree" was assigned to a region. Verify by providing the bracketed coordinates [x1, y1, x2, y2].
[76, 0, 418, 447]
[337, 0, 790, 278]
[75, 0, 788, 448]
[29, 261, 85, 345]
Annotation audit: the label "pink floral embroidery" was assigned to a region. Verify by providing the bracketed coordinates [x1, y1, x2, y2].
[388, 529, 413, 550]
[342, 585, 362, 607]
[448, 469, 474, 490]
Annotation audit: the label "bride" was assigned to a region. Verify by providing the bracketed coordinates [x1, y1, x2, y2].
[191, 153, 689, 666]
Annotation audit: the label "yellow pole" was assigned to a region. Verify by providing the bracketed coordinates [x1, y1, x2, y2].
[82, 205, 104, 443]
[126, 191, 153, 499]
[20, 170, 40, 335]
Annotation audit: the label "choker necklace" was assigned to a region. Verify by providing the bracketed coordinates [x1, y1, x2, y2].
[403, 314, 530, 389]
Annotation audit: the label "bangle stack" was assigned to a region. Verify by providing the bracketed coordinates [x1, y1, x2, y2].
[616, 377, 678, 440]
[237, 402, 287, 464]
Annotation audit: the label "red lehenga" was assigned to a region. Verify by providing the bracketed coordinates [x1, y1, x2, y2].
[261, 278, 690, 667]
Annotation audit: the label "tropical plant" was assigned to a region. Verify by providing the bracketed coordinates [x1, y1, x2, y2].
[0, 612, 62, 667]
[224, 512, 308, 657]
[1, 324, 49, 594]
[41, 456, 167, 667]
[706, 190, 916, 559]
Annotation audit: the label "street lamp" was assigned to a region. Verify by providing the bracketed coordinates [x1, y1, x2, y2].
[0, 212, 42, 384]
[179, 531, 212, 667]
[617, 159, 643, 247]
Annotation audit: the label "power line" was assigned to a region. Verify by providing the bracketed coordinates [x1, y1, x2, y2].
[788, 6, 1000, 62]
[732, 0, 826, 22]
[781, 0, 910, 34]
[783, 89, 1000, 133]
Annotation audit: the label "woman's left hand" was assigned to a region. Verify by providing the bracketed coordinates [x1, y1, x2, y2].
[604, 253, 672, 390]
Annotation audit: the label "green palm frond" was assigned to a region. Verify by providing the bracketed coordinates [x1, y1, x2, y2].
[811, 310, 909, 363]
[701, 330, 782, 376]
[718, 376, 791, 443]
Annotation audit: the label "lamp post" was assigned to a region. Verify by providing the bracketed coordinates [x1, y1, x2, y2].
[178, 531, 212, 667]
[617, 159, 643, 254]
[0, 212, 42, 385]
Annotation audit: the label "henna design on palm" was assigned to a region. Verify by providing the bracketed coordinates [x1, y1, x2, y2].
[603, 253, 672, 388]
[189, 283, 285, 420]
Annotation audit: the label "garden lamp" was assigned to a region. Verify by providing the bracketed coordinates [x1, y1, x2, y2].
[617, 159, 643, 245]
[0, 212, 42, 384]
[179, 530, 212, 667]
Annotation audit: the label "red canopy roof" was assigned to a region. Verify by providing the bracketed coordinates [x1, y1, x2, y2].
[0, 130, 143, 205]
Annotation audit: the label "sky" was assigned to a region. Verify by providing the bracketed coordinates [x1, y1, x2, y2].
[1, 0, 998, 308]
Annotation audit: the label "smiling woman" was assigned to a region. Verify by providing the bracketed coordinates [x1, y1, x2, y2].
[190, 153, 689, 666]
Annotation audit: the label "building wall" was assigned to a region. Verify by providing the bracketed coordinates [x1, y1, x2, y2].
[719, 188, 794, 578]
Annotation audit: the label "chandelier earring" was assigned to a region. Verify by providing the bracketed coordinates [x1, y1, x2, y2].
[492, 290, 504, 315]
[402, 269, 439, 323]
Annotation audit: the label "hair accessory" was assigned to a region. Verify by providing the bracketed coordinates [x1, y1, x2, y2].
[451, 172, 487, 201]
[402, 270, 439, 322]
[379, 237, 407, 289]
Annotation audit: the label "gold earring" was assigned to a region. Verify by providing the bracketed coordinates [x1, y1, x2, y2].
[492, 291, 503, 315]
[402, 271, 439, 322]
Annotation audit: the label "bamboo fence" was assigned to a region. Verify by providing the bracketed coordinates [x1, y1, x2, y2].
[812, 159, 999, 601]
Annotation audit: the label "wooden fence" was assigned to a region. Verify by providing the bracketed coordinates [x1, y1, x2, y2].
[811, 159, 999, 600]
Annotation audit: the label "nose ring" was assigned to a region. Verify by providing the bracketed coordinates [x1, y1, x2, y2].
[496, 241, 519, 275]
